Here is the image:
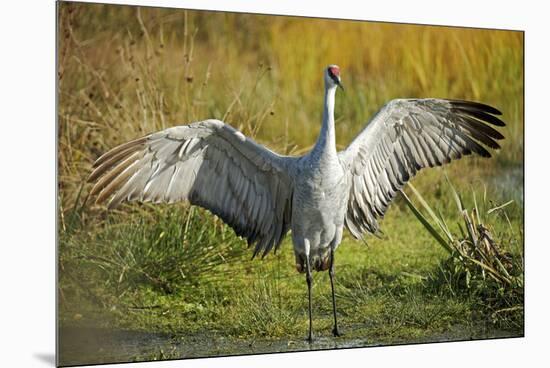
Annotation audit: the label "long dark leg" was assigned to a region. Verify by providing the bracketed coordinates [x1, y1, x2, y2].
[305, 257, 314, 343]
[329, 247, 342, 337]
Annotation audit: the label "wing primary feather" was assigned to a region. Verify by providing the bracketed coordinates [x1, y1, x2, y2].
[92, 136, 148, 168]
[90, 150, 143, 197]
[456, 108, 506, 127]
[88, 143, 145, 182]
[98, 160, 141, 205]
[449, 99, 503, 116]
[456, 120, 501, 149]
[456, 114, 505, 140]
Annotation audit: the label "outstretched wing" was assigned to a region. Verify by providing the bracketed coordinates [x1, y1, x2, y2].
[338, 98, 505, 238]
[88, 119, 296, 258]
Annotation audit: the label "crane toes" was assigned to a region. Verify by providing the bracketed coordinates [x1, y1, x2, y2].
[332, 327, 343, 337]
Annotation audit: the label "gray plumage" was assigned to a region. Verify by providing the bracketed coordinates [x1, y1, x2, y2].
[89, 120, 295, 259]
[339, 98, 504, 238]
[89, 65, 505, 341]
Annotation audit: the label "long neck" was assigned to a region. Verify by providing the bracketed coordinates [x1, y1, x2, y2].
[312, 84, 337, 158]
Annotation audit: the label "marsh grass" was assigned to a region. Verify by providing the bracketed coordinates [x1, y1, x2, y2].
[57, 1, 523, 348]
[402, 181, 523, 329]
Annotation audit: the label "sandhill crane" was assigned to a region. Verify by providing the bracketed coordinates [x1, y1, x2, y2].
[88, 65, 505, 342]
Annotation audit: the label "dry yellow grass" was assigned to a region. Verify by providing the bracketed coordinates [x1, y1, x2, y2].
[57, 2, 523, 209]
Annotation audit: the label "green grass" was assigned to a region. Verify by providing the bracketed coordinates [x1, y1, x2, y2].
[59, 175, 523, 342]
[57, 1, 524, 358]
[402, 181, 523, 328]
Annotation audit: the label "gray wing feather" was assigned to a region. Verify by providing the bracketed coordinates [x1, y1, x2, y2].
[89, 119, 295, 258]
[339, 98, 505, 238]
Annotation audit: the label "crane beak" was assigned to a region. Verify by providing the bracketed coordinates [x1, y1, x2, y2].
[337, 80, 345, 92]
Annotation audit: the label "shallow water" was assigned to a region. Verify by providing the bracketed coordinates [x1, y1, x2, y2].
[489, 165, 523, 205]
[58, 324, 520, 366]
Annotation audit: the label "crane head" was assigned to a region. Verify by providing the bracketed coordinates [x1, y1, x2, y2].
[325, 64, 344, 91]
